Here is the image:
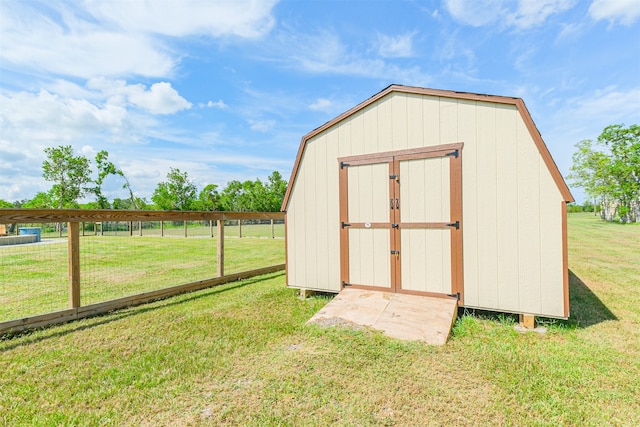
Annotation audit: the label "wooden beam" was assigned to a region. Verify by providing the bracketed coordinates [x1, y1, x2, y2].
[299, 289, 315, 299]
[217, 219, 224, 277]
[68, 222, 80, 309]
[0, 208, 284, 224]
[519, 314, 535, 329]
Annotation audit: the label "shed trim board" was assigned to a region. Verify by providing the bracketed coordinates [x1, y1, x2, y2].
[283, 85, 573, 319]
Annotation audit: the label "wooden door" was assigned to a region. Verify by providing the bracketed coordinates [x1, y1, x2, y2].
[339, 157, 395, 291]
[339, 143, 463, 301]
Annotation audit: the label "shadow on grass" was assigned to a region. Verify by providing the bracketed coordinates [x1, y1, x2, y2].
[568, 269, 617, 328]
[0, 271, 285, 351]
[453, 269, 617, 330]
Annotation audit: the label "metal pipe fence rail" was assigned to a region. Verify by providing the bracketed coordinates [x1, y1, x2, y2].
[0, 209, 285, 335]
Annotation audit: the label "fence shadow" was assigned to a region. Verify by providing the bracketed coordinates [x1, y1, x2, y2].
[0, 271, 285, 351]
[568, 269, 617, 327]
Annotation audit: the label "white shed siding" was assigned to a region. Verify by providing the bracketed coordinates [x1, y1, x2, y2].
[285, 89, 568, 317]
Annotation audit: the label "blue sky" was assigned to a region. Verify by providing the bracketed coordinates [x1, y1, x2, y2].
[1, 0, 639, 205]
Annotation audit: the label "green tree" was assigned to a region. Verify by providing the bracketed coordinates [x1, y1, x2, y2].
[92, 150, 118, 209]
[42, 145, 92, 208]
[113, 197, 148, 210]
[218, 180, 244, 211]
[217, 172, 287, 212]
[151, 168, 197, 210]
[266, 171, 287, 211]
[197, 184, 220, 211]
[570, 124, 639, 222]
[598, 124, 640, 222]
[22, 191, 54, 208]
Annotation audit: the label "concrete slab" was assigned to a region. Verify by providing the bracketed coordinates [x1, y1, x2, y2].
[307, 288, 458, 345]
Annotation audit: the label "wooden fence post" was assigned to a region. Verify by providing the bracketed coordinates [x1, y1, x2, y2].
[271, 219, 275, 239]
[184, 221, 188, 238]
[238, 219, 242, 238]
[139, 221, 142, 236]
[68, 221, 80, 309]
[217, 219, 224, 277]
[210, 220, 214, 238]
[161, 221, 164, 237]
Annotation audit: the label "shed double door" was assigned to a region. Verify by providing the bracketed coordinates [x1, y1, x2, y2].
[338, 143, 463, 301]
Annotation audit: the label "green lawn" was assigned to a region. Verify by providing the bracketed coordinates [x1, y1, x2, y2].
[0, 213, 638, 426]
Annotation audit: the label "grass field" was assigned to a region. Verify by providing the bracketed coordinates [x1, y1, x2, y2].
[1, 213, 638, 426]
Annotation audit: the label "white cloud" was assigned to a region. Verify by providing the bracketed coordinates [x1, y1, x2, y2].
[0, 3, 175, 79]
[200, 100, 229, 109]
[589, 0, 640, 25]
[508, 0, 576, 29]
[85, 78, 191, 114]
[308, 98, 333, 112]
[444, 0, 507, 27]
[377, 32, 416, 58]
[562, 86, 640, 126]
[89, 0, 278, 38]
[282, 31, 431, 85]
[249, 119, 276, 132]
[444, 0, 576, 29]
[127, 82, 192, 115]
[0, 0, 278, 80]
[0, 90, 129, 142]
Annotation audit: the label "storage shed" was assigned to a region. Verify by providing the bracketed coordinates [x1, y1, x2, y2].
[282, 85, 574, 319]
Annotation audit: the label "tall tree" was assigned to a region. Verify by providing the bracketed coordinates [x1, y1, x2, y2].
[92, 150, 118, 209]
[218, 180, 244, 211]
[22, 192, 54, 209]
[42, 145, 92, 208]
[598, 124, 640, 222]
[151, 168, 198, 210]
[217, 172, 287, 212]
[198, 184, 220, 211]
[118, 170, 140, 209]
[570, 124, 639, 222]
[266, 171, 287, 211]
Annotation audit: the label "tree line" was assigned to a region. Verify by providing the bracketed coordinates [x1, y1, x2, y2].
[569, 124, 639, 222]
[0, 145, 287, 212]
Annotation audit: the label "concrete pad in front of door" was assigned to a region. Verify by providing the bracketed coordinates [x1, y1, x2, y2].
[307, 288, 458, 345]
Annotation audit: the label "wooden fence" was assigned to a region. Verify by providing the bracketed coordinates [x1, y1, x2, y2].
[0, 209, 285, 335]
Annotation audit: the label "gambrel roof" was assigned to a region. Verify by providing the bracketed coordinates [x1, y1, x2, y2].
[282, 84, 574, 210]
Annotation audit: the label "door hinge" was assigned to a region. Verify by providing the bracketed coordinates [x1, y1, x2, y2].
[446, 149, 459, 158]
[446, 220, 460, 230]
[447, 292, 460, 300]
[342, 281, 351, 287]
[341, 222, 351, 228]
[340, 162, 350, 169]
